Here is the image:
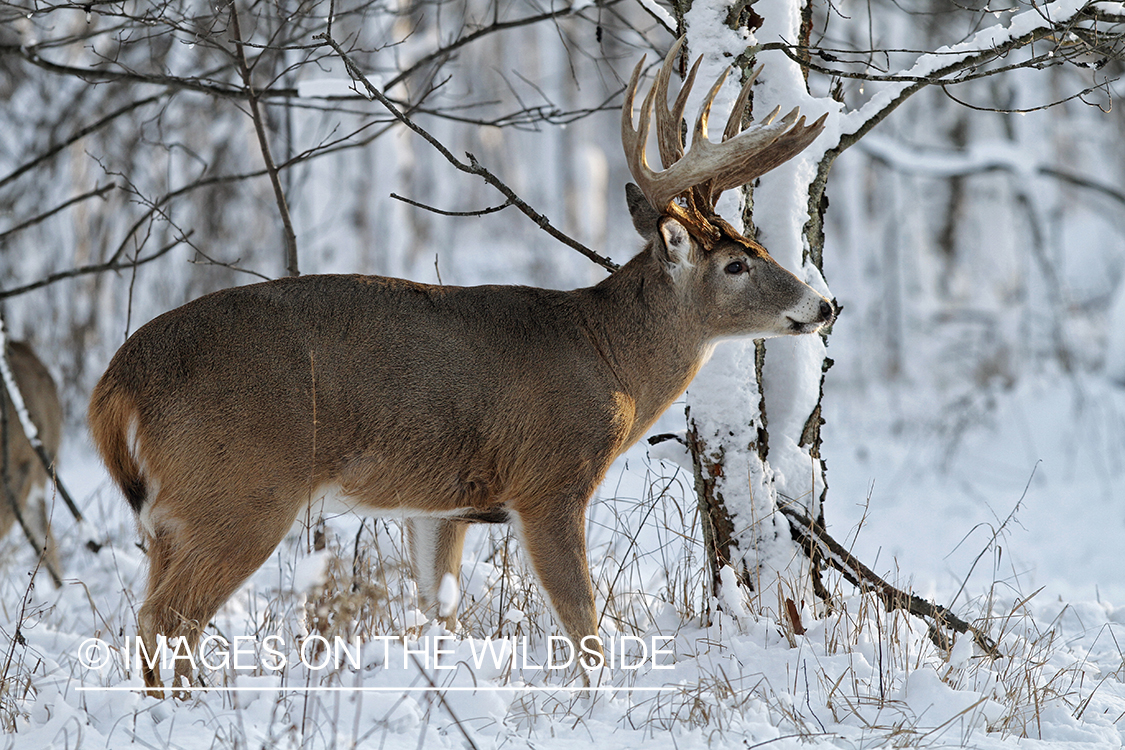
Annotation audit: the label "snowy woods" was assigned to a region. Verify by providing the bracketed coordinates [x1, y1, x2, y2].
[2, 0, 1125, 746]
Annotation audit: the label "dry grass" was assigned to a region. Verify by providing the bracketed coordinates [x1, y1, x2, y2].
[0, 461, 1119, 748]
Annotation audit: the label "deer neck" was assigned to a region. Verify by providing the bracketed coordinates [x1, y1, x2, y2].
[579, 254, 710, 436]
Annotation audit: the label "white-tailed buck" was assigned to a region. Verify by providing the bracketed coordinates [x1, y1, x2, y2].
[89, 39, 833, 695]
[0, 340, 63, 582]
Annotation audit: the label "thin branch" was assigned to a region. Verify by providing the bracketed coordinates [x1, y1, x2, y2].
[940, 78, 1114, 113]
[230, 2, 299, 276]
[317, 31, 619, 273]
[0, 183, 116, 243]
[382, 1, 622, 92]
[0, 94, 163, 190]
[1, 43, 264, 100]
[390, 193, 514, 217]
[0, 232, 190, 300]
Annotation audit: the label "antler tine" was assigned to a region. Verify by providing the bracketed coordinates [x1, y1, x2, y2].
[621, 57, 655, 190]
[691, 67, 732, 151]
[708, 111, 828, 197]
[722, 64, 763, 143]
[622, 37, 828, 229]
[654, 37, 701, 170]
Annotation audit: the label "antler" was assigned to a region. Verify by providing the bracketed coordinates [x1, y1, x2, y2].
[622, 37, 828, 243]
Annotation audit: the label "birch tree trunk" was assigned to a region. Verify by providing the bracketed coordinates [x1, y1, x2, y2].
[680, 0, 838, 617]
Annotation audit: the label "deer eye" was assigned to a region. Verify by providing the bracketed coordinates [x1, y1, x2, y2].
[724, 260, 746, 275]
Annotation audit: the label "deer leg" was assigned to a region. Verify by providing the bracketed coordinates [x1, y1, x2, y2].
[138, 493, 300, 699]
[0, 460, 33, 539]
[406, 517, 468, 631]
[515, 503, 601, 669]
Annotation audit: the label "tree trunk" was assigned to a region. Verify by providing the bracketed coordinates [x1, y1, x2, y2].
[680, 0, 835, 618]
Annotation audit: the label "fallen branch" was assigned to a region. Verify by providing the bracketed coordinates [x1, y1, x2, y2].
[779, 503, 999, 656]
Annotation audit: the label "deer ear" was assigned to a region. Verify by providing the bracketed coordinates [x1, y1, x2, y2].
[657, 216, 694, 267]
[625, 183, 661, 240]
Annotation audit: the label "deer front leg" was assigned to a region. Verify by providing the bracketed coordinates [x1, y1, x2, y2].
[407, 517, 468, 630]
[515, 503, 601, 669]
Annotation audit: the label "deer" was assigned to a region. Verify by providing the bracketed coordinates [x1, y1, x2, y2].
[0, 340, 63, 584]
[88, 38, 834, 696]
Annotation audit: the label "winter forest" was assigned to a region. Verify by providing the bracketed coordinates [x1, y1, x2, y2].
[1, 0, 1125, 746]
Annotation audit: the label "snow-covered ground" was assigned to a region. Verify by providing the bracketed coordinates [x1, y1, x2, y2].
[2, 357, 1122, 748]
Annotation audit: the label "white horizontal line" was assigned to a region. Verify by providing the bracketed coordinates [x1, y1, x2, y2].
[76, 685, 683, 693]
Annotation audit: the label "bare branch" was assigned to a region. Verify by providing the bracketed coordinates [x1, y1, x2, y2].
[317, 31, 619, 273]
[0, 94, 163, 190]
[0, 232, 190, 300]
[0, 183, 116, 243]
[230, 2, 299, 277]
[390, 193, 515, 217]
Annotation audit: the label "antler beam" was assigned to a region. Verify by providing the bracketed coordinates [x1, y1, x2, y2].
[622, 37, 828, 238]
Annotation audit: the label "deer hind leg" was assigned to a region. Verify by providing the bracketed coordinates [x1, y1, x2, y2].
[138, 491, 300, 698]
[406, 517, 468, 631]
[0, 459, 33, 539]
[515, 502, 600, 670]
[0, 463, 60, 583]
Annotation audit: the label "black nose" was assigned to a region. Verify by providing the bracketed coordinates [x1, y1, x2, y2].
[819, 299, 835, 322]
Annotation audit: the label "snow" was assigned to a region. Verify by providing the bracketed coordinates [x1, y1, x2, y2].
[3, 0, 1125, 747]
[633, 0, 676, 32]
[5, 360, 1120, 748]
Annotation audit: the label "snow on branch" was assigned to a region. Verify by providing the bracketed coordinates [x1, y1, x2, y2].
[834, 0, 1121, 142]
[633, 0, 676, 35]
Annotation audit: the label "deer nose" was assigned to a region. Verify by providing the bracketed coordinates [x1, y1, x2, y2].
[819, 299, 835, 322]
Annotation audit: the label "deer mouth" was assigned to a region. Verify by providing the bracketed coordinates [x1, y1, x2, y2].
[787, 316, 827, 334]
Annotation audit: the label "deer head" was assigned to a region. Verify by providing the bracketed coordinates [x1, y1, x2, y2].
[620, 37, 833, 339]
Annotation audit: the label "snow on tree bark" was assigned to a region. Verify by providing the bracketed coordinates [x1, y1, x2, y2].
[679, 0, 1111, 617]
[678, 0, 838, 616]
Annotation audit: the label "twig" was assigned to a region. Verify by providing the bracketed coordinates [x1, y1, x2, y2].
[408, 652, 482, 750]
[390, 193, 514, 217]
[316, 31, 619, 273]
[778, 503, 999, 656]
[0, 184, 117, 243]
[0, 232, 190, 301]
[230, 2, 300, 277]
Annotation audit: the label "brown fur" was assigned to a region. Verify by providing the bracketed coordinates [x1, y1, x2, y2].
[89, 211, 834, 696]
[0, 341, 63, 582]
